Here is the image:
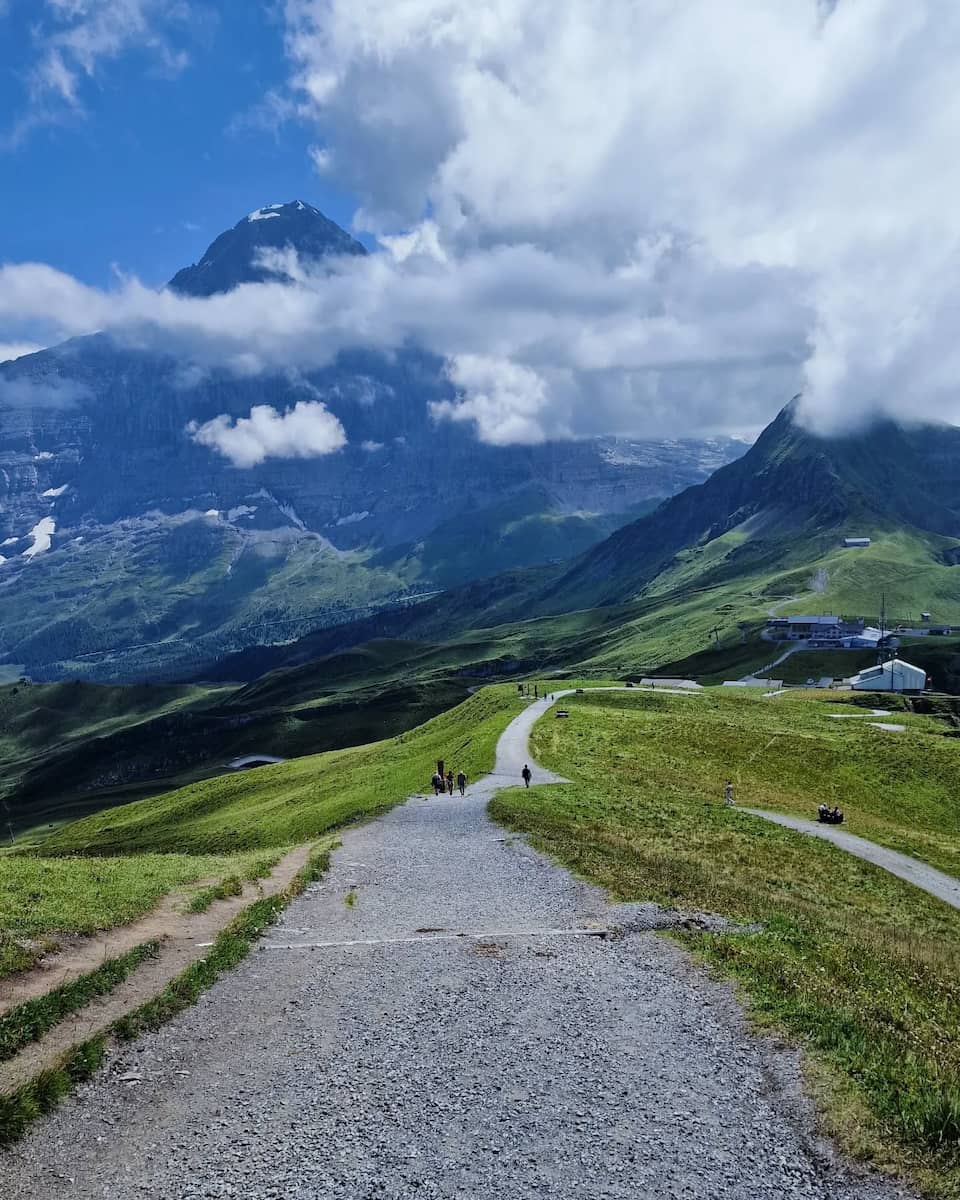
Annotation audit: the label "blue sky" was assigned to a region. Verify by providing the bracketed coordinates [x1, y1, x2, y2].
[0, 2, 361, 288]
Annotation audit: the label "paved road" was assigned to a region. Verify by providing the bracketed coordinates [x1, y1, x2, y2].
[2, 697, 914, 1200]
[739, 808, 960, 911]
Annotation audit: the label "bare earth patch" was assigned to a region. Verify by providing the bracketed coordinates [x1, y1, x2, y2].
[0, 844, 314, 1096]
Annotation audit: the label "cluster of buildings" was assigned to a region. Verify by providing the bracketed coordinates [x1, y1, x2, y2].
[763, 613, 932, 692]
[766, 615, 889, 649]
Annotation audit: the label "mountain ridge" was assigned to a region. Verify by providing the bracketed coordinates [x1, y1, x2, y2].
[533, 402, 960, 614]
[198, 402, 960, 683]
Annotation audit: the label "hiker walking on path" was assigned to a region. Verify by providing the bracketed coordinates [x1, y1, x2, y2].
[446, 770, 455, 795]
[522, 764, 532, 788]
[432, 772, 443, 797]
[457, 770, 467, 796]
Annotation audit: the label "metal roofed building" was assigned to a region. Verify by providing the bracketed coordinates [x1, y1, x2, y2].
[783, 616, 842, 641]
[850, 658, 926, 693]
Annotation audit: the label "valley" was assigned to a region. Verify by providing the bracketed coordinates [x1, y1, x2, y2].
[0, 204, 743, 683]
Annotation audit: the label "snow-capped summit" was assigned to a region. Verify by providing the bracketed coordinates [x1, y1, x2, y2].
[169, 201, 366, 297]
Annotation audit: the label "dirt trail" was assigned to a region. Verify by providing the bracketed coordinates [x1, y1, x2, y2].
[0, 850, 312, 1015]
[0, 844, 314, 1094]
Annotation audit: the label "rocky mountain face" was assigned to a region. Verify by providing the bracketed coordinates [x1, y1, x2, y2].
[0, 202, 744, 681]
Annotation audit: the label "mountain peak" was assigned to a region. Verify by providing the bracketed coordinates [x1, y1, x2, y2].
[245, 200, 317, 222]
[168, 201, 366, 297]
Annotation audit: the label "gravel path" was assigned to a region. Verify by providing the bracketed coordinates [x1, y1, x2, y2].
[739, 808, 960, 911]
[1, 697, 916, 1200]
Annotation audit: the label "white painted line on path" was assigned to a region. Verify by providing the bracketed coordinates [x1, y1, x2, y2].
[253, 927, 609, 951]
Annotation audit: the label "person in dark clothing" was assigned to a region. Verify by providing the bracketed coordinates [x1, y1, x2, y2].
[446, 770, 454, 795]
[457, 770, 467, 796]
[522, 764, 532, 788]
[432, 772, 443, 796]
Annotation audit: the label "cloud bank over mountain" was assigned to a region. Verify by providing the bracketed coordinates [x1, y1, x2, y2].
[2, 1, 958, 442]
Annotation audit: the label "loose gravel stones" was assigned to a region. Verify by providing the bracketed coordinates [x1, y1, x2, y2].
[1, 767, 916, 1199]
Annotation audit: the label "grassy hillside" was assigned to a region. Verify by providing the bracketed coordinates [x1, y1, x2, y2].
[532, 404, 960, 617]
[0, 850, 279, 979]
[35, 685, 524, 855]
[194, 517, 960, 710]
[1, 686, 524, 977]
[0, 679, 227, 832]
[491, 688, 960, 1191]
[0, 652, 478, 838]
[379, 487, 659, 588]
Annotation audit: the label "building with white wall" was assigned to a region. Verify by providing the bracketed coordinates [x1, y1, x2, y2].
[850, 658, 926, 692]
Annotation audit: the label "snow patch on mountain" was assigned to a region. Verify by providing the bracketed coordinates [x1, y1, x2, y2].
[279, 501, 306, 530]
[22, 517, 55, 559]
[227, 505, 257, 521]
[335, 510, 370, 526]
[42, 484, 68, 498]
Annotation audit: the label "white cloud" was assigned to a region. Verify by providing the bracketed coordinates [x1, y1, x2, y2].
[0, 242, 804, 440]
[0, 375, 91, 408]
[3, 1, 960, 441]
[187, 400, 347, 468]
[278, 0, 960, 436]
[432, 355, 552, 445]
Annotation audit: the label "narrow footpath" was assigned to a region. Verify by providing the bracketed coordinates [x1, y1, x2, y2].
[1, 696, 914, 1200]
[739, 807, 960, 911]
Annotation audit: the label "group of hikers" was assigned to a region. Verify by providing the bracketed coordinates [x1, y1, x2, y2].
[432, 769, 468, 797]
[818, 803, 845, 824]
[430, 763, 534, 797]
